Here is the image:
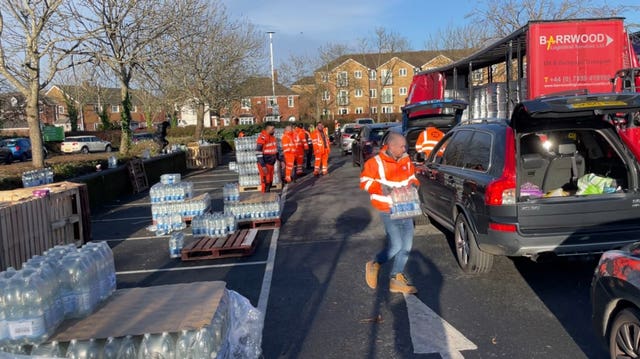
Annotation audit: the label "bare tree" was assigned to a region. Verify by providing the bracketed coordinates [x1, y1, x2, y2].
[469, 0, 635, 39]
[157, 1, 262, 140]
[0, 0, 83, 167]
[424, 22, 487, 52]
[77, 0, 196, 154]
[356, 27, 411, 122]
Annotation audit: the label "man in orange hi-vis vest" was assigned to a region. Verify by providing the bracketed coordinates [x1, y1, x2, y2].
[311, 122, 330, 176]
[256, 122, 279, 192]
[415, 126, 444, 157]
[360, 132, 419, 294]
[281, 125, 296, 183]
[294, 123, 308, 176]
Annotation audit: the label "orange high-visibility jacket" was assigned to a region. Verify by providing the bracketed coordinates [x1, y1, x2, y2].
[295, 127, 308, 151]
[281, 131, 297, 156]
[311, 129, 330, 154]
[360, 146, 419, 212]
[256, 129, 278, 166]
[415, 127, 444, 156]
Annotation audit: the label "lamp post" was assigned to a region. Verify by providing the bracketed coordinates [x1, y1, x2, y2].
[267, 31, 278, 118]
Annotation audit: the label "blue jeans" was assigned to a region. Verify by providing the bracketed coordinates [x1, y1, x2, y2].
[375, 212, 414, 277]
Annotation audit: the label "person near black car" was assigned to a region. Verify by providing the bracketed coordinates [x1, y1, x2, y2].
[415, 126, 444, 157]
[360, 132, 419, 294]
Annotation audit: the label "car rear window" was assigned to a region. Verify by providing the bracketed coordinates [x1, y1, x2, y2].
[343, 127, 357, 134]
[370, 129, 387, 142]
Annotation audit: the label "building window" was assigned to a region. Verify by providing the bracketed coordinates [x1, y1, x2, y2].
[381, 88, 393, 104]
[241, 98, 251, 108]
[321, 73, 328, 82]
[322, 109, 329, 116]
[399, 68, 408, 77]
[111, 105, 120, 113]
[399, 87, 408, 96]
[381, 69, 393, 85]
[339, 108, 348, 115]
[472, 69, 483, 82]
[371, 107, 377, 114]
[414, 67, 421, 73]
[354, 70, 362, 79]
[382, 106, 394, 113]
[322, 91, 330, 101]
[94, 123, 101, 130]
[369, 89, 377, 98]
[58, 105, 65, 114]
[94, 105, 102, 112]
[355, 107, 363, 114]
[132, 105, 138, 113]
[287, 96, 294, 108]
[268, 97, 276, 107]
[354, 89, 363, 97]
[338, 90, 349, 106]
[39, 106, 44, 113]
[239, 117, 254, 125]
[369, 69, 377, 80]
[337, 71, 348, 87]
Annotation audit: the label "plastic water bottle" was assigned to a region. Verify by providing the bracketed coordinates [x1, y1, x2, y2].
[108, 155, 117, 169]
[103, 337, 121, 359]
[30, 340, 62, 356]
[117, 335, 138, 359]
[176, 329, 194, 359]
[192, 327, 213, 359]
[169, 232, 184, 258]
[138, 332, 175, 359]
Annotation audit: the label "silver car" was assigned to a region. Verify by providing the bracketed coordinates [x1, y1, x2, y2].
[61, 136, 112, 154]
[340, 124, 360, 155]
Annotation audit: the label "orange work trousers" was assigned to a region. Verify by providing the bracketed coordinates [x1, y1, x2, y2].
[295, 149, 305, 175]
[257, 163, 274, 192]
[284, 154, 296, 182]
[314, 151, 329, 175]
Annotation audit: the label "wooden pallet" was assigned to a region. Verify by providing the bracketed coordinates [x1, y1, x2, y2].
[127, 158, 149, 193]
[238, 217, 281, 229]
[181, 229, 258, 261]
[239, 183, 283, 193]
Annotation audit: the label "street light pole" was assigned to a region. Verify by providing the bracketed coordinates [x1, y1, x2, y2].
[267, 31, 278, 118]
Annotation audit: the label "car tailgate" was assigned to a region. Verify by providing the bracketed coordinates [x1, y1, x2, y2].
[517, 194, 640, 235]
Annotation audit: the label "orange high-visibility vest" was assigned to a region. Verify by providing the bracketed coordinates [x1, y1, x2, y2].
[281, 131, 297, 155]
[360, 147, 419, 212]
[311, 129, 330, 154]
[415, 127, 444, 156]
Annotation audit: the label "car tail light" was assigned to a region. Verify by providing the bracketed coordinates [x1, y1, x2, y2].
[485, 127, 516, 206]
[342, 134, 350, 138]
[364, 141, 372, 146]
[15, 146, 20, 151]
[489, 222, 517, 232]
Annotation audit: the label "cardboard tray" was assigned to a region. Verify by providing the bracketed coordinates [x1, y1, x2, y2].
[50, 281, 226, 342]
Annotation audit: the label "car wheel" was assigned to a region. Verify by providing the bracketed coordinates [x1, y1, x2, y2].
[5, 154, 12, 164]
[610, 307, 640, 358]
[20, 153, 28, 162]
[81, 146, 89, 154]
[454, 214, 494, 273]
[105, 145, 112, 152]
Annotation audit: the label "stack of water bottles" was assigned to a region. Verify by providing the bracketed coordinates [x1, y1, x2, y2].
[169, 232, 184, 259]
[222, 183, 240, 202]
[0, 242, 116, 353]
[224, 201, 280, 221]
[191, 213, 237, 238]
[21, 168, 54, 188]
[389, 186, 422, 219]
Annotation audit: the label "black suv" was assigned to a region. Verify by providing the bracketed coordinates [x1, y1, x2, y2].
[416, 93, 640, 273]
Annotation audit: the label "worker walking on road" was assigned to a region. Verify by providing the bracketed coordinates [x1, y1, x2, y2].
[360, 132, 419, 294]
[311, 122, 330, 176]
[415, 126, 444, 157]
[256, 122, 279, 192]
[281, 125, 296, 183]
[304, 124, 313, 170]
[294, 123, 308, 176]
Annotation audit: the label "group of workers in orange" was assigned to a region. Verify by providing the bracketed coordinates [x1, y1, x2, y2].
[255, 121, 331, 192]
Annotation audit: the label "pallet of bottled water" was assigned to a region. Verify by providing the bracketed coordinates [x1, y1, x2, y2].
[149, 182, 194, 203]
[0, 283, 263, 359]
[159, 173, 181, 185]
[235, 151, 257, 164]
[233, 137, 257, 153]
[224, 201, 280, 222]
[389, 187, 423, 219]
[239, 174, 261, 188]
[233, 163, 259, 176]
[21, 168, 54, 188]
[191, 213, 238, 238]
[0, 242, 116, 352]
[222, 183, 240, 202]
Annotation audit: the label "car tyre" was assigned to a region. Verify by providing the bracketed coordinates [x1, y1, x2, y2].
[105, 145, 112, 152]
[81, 146, 89, 154]
[5, 154, 12, 164]
[454, 214, 494, 274]
[609, 307, 640, 358]
[20, 153, 28, 162]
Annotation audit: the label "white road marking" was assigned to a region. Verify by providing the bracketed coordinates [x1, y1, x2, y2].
[92, 216, 151, 222]
[404, 293, 477, 358]
[116, 261, 267, 275]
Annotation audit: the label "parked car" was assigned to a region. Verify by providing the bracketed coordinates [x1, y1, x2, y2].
[355, 117, 375, 125]
[0, 137, 47, 162]
[61, 136, 112, 154]
[351, 122, 400, 166]
[416, 93, 640, 273]
[0, 145, 13, 164]
[132, 132, 154, 143]
[591, 242, 640, 358]
[339, 123, 361, 155]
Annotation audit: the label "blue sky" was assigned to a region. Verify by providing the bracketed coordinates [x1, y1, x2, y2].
[220, 0, 639, 67]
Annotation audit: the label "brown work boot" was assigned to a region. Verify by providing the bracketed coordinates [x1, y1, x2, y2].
[390, 273, 417, 294]
[365, 261, 380, 289]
